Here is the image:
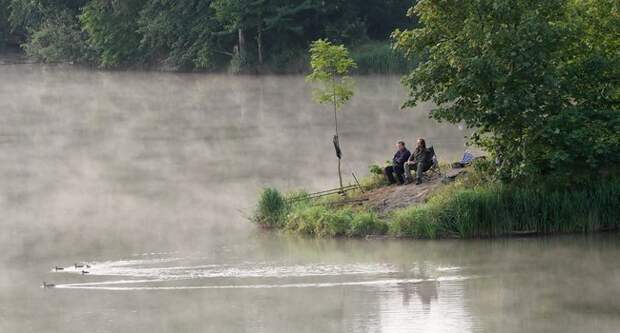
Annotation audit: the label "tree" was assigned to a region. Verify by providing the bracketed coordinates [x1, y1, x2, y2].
[137, 0, 220, 70]
[7, 0, 88, 48]
[80, 0, 147, 67]
[22, 10, 91, 62]
[211, 0, 267, 70]
[393, 0, 620, 184]
[306, 39, 357, 191]
[0, 0, 10, 47]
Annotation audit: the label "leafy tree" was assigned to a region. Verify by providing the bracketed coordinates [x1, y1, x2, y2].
[7, 0, 87, 45]
[138, 0, 221, 70]
[393, 0, 620, 184]
[210, 0, 265, 70]
[0, 0, 10, 47]
[80, 0, 146, 67]
[306, 39, 357, 190]
[22, 10, 91, 62]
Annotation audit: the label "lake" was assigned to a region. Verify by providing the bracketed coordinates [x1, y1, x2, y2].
[1, 64, 619, 333]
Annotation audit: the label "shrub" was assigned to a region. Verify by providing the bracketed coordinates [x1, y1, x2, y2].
[369, 164, 383, 175]
[254, 188, 287, 228]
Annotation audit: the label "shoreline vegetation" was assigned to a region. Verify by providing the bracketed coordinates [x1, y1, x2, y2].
[252, 160, 620, 239]
[0, 41, 413, 75]
[0, 1, 415, 74]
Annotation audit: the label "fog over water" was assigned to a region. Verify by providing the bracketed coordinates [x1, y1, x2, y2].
[1, 65, 619, 333]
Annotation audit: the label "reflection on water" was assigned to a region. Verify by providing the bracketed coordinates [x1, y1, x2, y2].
[1, 65, 619, 333]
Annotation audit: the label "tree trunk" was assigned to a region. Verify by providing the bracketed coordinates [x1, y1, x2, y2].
[337, 158, 343, 191]
[332, 76, 343, 192]
[257, 16, 263, 66]
[238, 28, 246, 67]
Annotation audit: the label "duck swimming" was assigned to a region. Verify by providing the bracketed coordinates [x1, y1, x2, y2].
[42, 282, 55, 288]
[53, 266, 64, 271]
[81, 270, 89, 275]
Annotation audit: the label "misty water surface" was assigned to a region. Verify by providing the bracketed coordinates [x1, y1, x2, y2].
[1, 64, 619, 333]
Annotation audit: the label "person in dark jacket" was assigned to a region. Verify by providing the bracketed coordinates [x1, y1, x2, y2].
[384, 141, 411, 185]
[404, 138, 432, 185]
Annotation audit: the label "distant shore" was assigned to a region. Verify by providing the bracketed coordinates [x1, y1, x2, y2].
[0, 41, 414, 74]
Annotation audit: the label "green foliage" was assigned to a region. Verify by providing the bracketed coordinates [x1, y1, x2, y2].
[254, 187, 287, 228]
[369, 165, 382, 176]
[286, 204, 388, 238]
[2, 0, 416, 71]
[389, 206, 439, 238]
[393, 0, 620, 184]
[306, 39, 357, 110]
[6, 0, 88, 48]
[348, 212, 388, 237]
[359, 174, 387, 191]
[137, 0, 219, 70]
[461, 158, 497, 187]
[350, 41, 414, 74]
[388, 179, 620, 238]
[252, 172, 620, 239]
[0, 0, 10, 47]
[361, 165, 388, 190]
[22, 10, 91, 62]
[286, 204, 353, 237]
[80, 0, 146, 67]
[306, 39, 357, 189]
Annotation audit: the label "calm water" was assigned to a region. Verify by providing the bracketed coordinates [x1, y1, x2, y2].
[1, 65, 619, 333]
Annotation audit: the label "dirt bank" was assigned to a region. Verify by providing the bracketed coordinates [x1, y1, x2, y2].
[361, 168, 468, 215]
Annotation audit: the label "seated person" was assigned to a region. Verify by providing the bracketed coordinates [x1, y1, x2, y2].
[404, 138, 432, 185]
[384, 141, 411, 185]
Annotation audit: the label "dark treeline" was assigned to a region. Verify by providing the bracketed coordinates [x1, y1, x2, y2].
[0, 0, 417, 73]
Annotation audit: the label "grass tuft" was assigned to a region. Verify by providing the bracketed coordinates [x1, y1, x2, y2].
[254, 188, 287, 228]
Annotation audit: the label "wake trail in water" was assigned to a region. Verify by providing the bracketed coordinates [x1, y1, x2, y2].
[53, 260, 401, 279]
[54, 276, 475, 291]
[49, 256, 473, 292]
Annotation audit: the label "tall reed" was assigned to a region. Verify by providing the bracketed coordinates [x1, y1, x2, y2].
[389, 180, 620, 238]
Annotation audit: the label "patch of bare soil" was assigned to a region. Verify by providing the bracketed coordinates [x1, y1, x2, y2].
[361, 168, 468, 215]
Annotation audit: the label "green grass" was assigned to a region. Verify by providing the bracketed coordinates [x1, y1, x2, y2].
[252, 164, 620, 238]
[253, 187, 287, 228]
[388, 180, 620, 238]
[349, 41, 416, 74]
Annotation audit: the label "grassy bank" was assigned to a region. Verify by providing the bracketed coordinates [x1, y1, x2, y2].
[252, 165, 620, 239]
[349, 41, 415, 74]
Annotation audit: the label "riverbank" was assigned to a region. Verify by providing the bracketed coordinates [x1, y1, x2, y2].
[252, 160, 620, 239]
[0, 40, 413, 74]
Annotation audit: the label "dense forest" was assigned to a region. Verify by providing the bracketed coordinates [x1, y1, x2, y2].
[0, 0, 417, 73]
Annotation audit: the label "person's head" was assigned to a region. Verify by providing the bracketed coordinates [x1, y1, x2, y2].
[416, 138, 426, 150]
[396, 141, 406, 150]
